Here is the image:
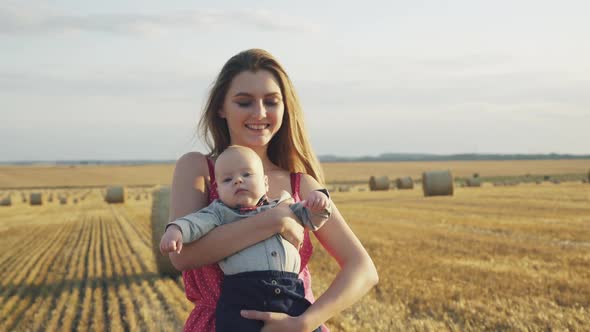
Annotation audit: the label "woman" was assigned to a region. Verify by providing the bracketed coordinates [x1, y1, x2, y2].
[168, 48, 378, 332]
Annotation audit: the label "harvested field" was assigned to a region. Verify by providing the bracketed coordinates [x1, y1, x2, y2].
[2, 159, 590, 188]
[0, 162, 589, 331]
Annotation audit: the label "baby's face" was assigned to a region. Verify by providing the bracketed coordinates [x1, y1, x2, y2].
[215, 147, 268, 208]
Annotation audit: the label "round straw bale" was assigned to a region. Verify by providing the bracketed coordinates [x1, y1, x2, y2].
[369, 176, 390, 191]
[422, 170, 454, 197]
[395, 177, 414, 190]
[59, 197, 67, 205]
[465, 177, 481, 187]
[73, 198, 78, 204]
[105, 186, 125, 204]
[135, 194, 141, 200]
[551, 179, 561, 184]
[30, 193, 42, 205]
[151, 186, 180, 277]
[0, 197, 11, 206]
[338, 185, 351, 192]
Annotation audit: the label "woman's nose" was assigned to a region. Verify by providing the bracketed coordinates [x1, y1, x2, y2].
[252, 100, 267, 118]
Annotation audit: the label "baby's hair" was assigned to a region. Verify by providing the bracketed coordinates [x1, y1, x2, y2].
[214, 145, 263, 178]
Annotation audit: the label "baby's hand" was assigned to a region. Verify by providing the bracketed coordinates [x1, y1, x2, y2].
[302, 190, 330, 213]
[160, 225, 183, 254]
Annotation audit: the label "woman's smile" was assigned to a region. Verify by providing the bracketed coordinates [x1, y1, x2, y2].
[245, 123, 270, 131]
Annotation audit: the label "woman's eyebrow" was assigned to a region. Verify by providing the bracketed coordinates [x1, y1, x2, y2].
[232, 92, 281, 98]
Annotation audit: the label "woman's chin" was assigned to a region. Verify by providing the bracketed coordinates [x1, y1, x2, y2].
[238, 137, 273, 148]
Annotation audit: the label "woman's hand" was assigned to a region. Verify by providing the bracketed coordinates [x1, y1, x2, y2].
[272, 201, 305, 249]
[240, 310, 309, 332]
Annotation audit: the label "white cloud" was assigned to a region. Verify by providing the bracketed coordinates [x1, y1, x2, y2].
[0, 6, 318, 36]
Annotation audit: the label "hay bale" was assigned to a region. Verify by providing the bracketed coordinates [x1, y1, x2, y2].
[422, 170, 454, 197]
[30, 193, 42, 205]
[465, 177, 481, 187]
[73, 198, 78, 204]
[551, 179, 561, 184]
[473, 173, 480, 178]
[338, 185, 351, 192]
[0, 197, 11, 206]
[395, 176, 414, 190]
[369, 176, 390, 191]
[105, 186, 125, 204]
[135, 194, 141, 200]
[59, 197, 67, 205]
[151, 186, 180, 277]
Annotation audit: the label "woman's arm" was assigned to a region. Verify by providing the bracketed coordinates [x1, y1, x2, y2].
[167, 152, 304, 271]
[241, 174, 378, 331]
[299, 204, 379, 330]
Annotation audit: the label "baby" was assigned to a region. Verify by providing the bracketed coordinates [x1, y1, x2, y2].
[160, 145, 330, 332]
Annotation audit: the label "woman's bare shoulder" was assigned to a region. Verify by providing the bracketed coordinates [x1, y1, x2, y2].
[174, 151, 210, 177]
[170, 152, 211, 219]
[298, 173, 323, 199]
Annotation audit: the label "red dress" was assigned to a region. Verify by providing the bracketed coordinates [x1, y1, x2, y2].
[181, 159, 327, 331]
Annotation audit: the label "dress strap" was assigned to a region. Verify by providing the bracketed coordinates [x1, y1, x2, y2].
[206, 157, 219, 203]
[290, 172, 302, 202]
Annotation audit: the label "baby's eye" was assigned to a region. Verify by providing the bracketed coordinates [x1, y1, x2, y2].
[242, 172, 252, 178]
[222, 177, 232, 183]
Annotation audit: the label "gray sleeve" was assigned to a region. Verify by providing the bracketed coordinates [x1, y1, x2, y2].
[167, 204, 222, 243]
[289, 202, 331, 232]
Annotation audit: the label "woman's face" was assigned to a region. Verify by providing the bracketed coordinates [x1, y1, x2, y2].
[220, 70, 285, 149]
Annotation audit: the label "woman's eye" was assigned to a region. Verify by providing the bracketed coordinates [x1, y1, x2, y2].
[264, 99, 279, 106]
[236, 101, 251, 107]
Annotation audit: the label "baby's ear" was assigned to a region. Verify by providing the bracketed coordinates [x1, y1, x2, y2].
[264, 175, 269, 192]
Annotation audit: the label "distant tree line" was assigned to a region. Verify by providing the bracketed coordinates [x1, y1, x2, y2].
[2, 153, 589, 166]
[318, 153, 590, 163]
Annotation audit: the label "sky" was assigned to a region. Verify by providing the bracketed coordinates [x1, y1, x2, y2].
[1, 0, 589, 162]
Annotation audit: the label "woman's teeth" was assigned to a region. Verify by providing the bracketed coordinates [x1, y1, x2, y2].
[246, 124, 269, 130]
